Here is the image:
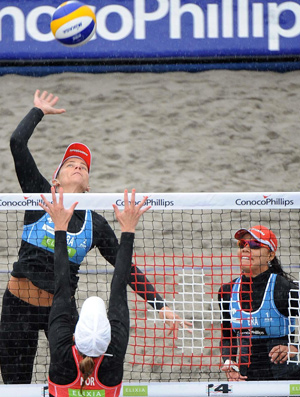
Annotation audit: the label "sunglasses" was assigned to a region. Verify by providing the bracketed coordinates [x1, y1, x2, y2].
[237, 239, 270, 250]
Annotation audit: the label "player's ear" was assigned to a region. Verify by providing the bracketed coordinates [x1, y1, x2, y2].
[52, 178, 60, 191]
[86, 185, 90, 193]
[269, 251, 276, 261]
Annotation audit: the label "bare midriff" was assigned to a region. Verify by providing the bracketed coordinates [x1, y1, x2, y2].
[8, 276, 53, 307]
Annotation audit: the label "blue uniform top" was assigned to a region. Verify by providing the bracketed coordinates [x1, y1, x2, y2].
[230, 273, 295, 338]
[22, 210, 93, 265]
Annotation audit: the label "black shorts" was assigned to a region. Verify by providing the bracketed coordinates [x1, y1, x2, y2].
[0, 288, 78, 384]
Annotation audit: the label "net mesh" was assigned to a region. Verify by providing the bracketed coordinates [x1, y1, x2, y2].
[0, 193, 299, 386]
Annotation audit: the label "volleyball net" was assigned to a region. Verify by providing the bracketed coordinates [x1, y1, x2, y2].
[0, 192, 300, 397]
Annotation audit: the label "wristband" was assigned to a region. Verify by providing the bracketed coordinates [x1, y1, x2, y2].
[224, 359, 240, 372]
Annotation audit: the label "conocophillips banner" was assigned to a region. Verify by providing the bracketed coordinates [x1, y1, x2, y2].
[1, 0, 300, 61]
[0, 192, 299, 210]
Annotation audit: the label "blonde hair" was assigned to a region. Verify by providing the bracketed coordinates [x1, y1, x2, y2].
[79, 356, 95, 394]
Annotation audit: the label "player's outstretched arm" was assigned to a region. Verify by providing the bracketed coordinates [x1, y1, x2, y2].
[115, 190, 192, 338]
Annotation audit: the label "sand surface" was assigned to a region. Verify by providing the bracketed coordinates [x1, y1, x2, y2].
[1, 70, 300, 194]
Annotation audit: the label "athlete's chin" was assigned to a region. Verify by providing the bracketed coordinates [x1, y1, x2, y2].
[69, 177, 89, 191]
[240, 264, 251, 274]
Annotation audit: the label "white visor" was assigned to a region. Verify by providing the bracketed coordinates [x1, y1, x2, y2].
[74, 296, 111, 357]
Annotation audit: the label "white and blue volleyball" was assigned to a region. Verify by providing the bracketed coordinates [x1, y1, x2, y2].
[51, 1, 96, 47]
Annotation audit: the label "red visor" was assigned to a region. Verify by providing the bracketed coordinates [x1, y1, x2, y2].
[234, 225, 277, 252]
[53, 142, 91, 180]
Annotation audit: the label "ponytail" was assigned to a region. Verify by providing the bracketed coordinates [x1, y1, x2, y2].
[79, 356, 95, 394]
[269, 256, 294, 282]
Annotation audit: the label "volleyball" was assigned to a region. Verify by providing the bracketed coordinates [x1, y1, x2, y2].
[51, 1, 96, 47]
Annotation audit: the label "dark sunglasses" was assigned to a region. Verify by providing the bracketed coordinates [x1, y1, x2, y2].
[237, 239, 270, 250]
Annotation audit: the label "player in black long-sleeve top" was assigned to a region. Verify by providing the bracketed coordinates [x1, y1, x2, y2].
[42, 187, 149, 397]
[0, 90, 190, 384]
[218, 225, 300, 381]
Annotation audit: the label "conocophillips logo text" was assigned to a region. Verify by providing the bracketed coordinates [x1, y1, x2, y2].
[116, 198, 174, 208]
[2, 0, 300, 51]
[235, 196, 294, 207]
[0, 198, 44, 207]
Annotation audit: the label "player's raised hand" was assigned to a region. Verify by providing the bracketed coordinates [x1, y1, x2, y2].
[39, 186, 78, 231]
[113, 189, 151, 233]
[34, 89, 66, 115]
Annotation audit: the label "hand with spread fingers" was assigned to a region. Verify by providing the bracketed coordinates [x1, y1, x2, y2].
[39, 186, 78, 231]
[34, 89, 66, 115]
[112, 189, 151, 233]
[159, 306, 193, 339]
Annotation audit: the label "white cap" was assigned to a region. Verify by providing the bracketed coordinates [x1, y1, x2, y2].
[74, 296, 111, 357]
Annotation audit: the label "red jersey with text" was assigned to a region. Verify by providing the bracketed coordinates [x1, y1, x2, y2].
[48, 346, 121, 397]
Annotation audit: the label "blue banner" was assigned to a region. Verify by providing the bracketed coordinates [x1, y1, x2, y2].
[0, 0, 300, 62]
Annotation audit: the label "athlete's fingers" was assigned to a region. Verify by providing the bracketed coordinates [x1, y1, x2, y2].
[40, 91, 48, 100]
[40, 193, 51, 208]
[69, 201, 78, 213]
[38, 201, 47, 212]
[112, 203, 120, 218]
[34, 89, 40, 102]
[47, 93, 54, 102]
[269, 345, 289, 363]
[123, 189, 129, 209]
[140, 204, 151, 216]
[58, 186, 64, 206]
[49, 186, 57, 205]
[130, 189, 136, 208]
[138, 195, 148, 209]
[49, 96, 60, 107]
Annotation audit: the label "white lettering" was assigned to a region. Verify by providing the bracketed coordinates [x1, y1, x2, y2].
[247, 317, 259, 326]
[268, 2, 300, 50]
[97, 5, 133, 40]
[66, 235, 75, 246]
[0, 6, 25, 41]
[238, 0, 249, 38]
[207, 4, 218, 38]
[80, 376, 95, 386]
[26, 6, 54, 42]
[170, 0, 204, 39]
[222, 0, 233, 38]
[135, 0, 169, 39]
[252, 3, 264, 37]
[0, 1, 300, 52]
